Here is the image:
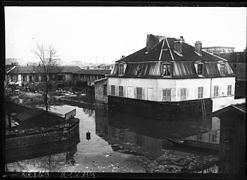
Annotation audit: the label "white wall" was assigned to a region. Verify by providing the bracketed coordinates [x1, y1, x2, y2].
[108, 77, 236, 103]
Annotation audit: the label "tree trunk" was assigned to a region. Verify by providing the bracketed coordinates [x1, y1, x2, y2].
[45, 77, 49, 112]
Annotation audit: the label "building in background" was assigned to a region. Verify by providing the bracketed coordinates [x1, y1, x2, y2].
[202, 47, 235, 54]
[5, 58, 21, 66]
[215, 51, 246, 98]
[73, 69, 111, 87]
[107, 34, 236, 119]
[7, 65, 81, 87]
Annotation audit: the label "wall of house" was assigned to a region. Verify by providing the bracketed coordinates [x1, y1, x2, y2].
[95, 79, 108, 103]
[108, 77, 235, 104]
[211, 77, 235, 111]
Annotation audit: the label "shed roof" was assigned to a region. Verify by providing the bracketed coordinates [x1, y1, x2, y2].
[213, 103, 246, 117]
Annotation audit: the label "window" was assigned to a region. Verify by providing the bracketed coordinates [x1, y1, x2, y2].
[197, 134, 202, 141]
[197, 64, 203, 75]
[29, 75, 33, 82]
[227, 85, 232, 96]
[103, 85, 107, 96]
[111, 85, 115, 96]
[119, 86, 124, 97]
[119, 64, 125, 75]
[136, 87, 142, 99]
[211, 133, 217, 143]
[34, 75, 38, 81]
[198, 87, 204, 99]
[162, 64, 172, 76]
[22, 75, 26, 81]
[219, 64, 225, 74]
[180, 88, 187, 101]
[213, 86, 219, 97]
[162, 89, 171, 101]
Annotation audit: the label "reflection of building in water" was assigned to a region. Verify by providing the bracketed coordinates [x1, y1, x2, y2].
[95, 105, 216, 158]
[185, 117, 220, 144]
[82, 108, 95, 117]
[213, 103, 245, 177]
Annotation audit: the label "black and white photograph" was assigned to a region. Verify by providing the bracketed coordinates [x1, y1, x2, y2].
[2, 3, 246, 179]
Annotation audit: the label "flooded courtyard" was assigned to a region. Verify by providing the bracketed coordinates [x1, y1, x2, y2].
[6, 103, 219, 173]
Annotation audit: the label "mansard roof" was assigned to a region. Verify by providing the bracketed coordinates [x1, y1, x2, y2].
[111, 35, 235, 78]
[116, 37, 228, 63]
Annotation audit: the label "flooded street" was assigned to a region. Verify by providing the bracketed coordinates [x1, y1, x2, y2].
[7, 104, 219, 173]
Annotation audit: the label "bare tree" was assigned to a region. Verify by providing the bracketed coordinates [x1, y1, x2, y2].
[34, 44, 60, 112]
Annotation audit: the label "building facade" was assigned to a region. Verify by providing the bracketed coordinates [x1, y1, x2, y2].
[73, 69, 111, 86]
[107, 34, 236, 118]
[7, 66, 81, 87]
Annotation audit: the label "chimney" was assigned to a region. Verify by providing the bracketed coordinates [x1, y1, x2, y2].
[146, 34, 163, 53]
[195, 41, 202, 56]
[180, 36, 185, 43]
[174, 36, 184, 54]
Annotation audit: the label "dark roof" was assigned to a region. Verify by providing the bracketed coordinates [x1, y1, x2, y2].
[9, 66, 81, 74]
[116, 37, 228, 63]
[74, 69, 111, 75]
[216, 52, 246, 63]
[15, 109, 43, 122]
[5, 65, 16, 73]
[213, 103, 246, 117]
[111, 35, 235, 78]
[5, 101, 66, 128]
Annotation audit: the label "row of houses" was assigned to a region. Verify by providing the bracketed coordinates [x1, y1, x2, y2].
[5, 65, 111, 87]
[96, 34, 238, 114]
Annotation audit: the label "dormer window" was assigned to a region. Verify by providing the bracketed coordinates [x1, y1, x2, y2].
[118, 63, 125, 76]
[195, 62, 204, 76]
[197, 63, 203, 75]
[162, 63, 172, 76]
[219, 63, 226, 75]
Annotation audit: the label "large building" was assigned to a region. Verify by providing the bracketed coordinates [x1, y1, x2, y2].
[106, 34, 236, 119]
[216, 51, 246, 98]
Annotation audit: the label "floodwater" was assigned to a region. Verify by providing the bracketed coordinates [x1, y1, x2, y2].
[6, 104, 219, 173]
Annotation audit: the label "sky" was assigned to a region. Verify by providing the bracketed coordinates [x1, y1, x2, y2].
[5, 7, 247, 65]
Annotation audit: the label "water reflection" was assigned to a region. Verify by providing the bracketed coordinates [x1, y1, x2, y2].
[95, 105, 218, 157]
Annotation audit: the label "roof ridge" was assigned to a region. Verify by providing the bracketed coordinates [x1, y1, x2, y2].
[166, 37, 174, 61]
[158, 39, 165, 61]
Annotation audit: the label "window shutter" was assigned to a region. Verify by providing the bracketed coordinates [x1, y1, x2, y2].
[116, 86, 119, 96]
[177, 88, 180, 98]
[122, 86, 125, 97]
[186, 88, 189, 98]
[142, 88, 145, 100]
[134, 87, 137, 98]
[195, 88, 198, 99]
[171, 88, 176, 101]
[218, 86, 221, 96]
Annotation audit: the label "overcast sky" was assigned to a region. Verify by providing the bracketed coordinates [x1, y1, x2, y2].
[5, 7, 247, 65]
